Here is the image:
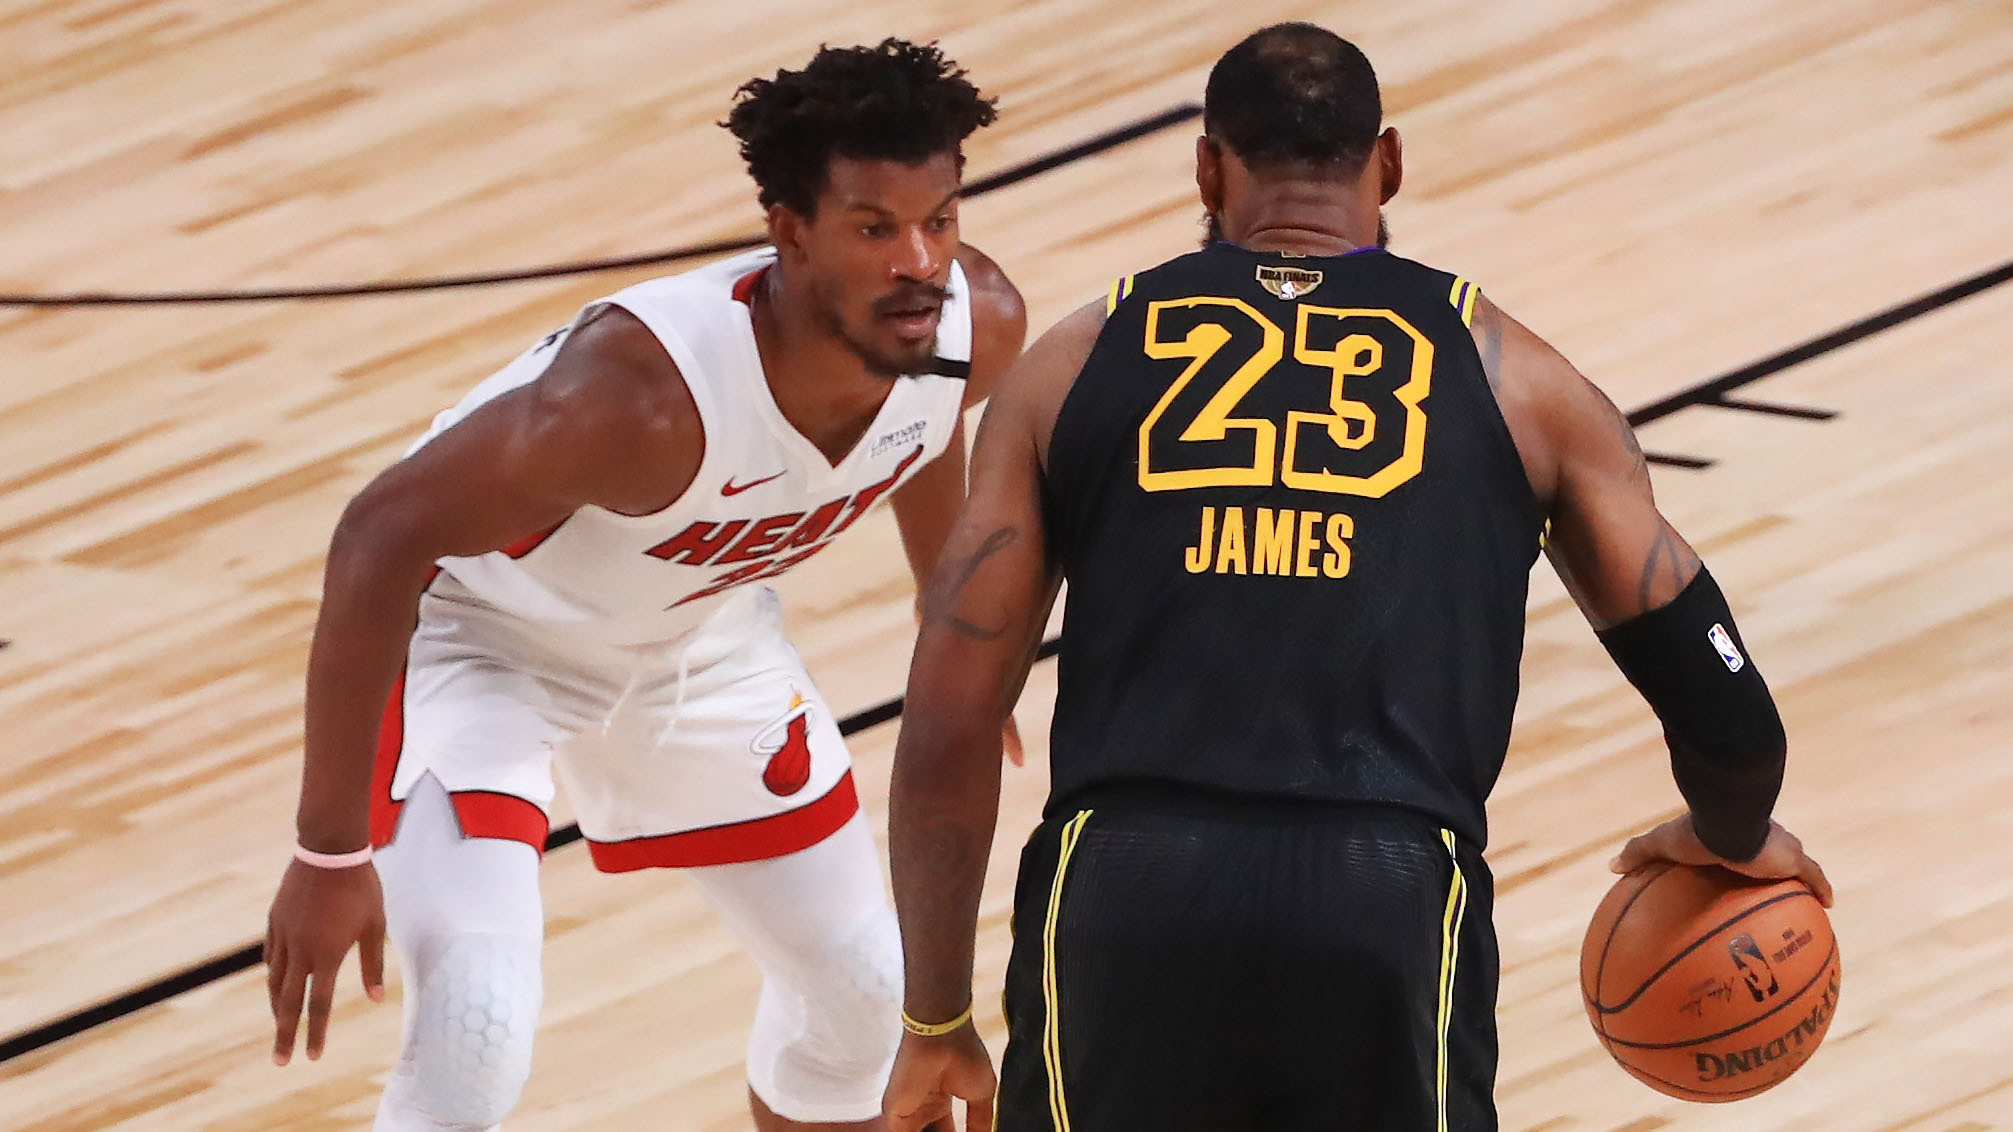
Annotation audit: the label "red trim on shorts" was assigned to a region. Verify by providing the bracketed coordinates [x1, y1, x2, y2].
[731, 266, 769, 307]
[448, 790, 552, 850]
[586, 770, 860, 873]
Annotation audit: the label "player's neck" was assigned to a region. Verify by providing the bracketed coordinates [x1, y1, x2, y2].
[1222, 183, 1379, 257]
[750, 267, 898, 463]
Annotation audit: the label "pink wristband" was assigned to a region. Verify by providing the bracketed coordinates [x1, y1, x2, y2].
[294, 842, 373, 869]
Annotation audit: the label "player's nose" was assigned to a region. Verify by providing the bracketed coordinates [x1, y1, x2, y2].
[888, 224, 942, 282]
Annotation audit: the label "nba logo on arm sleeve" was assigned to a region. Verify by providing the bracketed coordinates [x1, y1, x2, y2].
[1707, 623, 1745, 672]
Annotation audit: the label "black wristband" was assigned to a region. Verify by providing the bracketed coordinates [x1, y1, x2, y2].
[1596, 568, 1785, 861]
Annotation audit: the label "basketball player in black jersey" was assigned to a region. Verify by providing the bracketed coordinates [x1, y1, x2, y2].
[880, 23, 1832, 1132]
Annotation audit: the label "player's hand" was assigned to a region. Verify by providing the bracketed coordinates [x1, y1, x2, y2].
[264, 857, 388, 1065]
[1612, 815, 1833, 907]
[1002, 715, 1025, 768]
[884, 1025, 997, 1132]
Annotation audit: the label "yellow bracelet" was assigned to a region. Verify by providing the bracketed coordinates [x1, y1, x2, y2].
[901, 1005, 973, 1037]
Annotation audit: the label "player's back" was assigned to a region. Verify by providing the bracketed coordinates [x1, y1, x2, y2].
[1043, 242, 1543, 846]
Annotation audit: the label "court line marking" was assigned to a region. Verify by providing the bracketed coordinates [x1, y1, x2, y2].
[0, 106, 1203, 307]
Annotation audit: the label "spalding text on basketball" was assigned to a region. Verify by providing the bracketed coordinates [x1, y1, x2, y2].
[1692, 969, 1840, 1081]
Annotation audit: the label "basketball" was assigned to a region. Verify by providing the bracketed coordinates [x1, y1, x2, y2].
[1580, 864, 1841, 1101]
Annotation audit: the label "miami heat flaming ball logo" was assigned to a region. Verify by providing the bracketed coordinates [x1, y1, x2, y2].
[751, 691, 815, 796]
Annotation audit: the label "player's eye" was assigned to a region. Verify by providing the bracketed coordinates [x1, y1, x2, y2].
[859, 223, 892, 239]
[927, 215, 954, 234]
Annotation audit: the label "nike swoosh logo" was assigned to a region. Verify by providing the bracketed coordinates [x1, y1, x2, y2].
[720, 470, 786, 496]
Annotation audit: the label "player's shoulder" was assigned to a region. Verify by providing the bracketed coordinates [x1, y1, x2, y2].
[612, 246, 776, 316]
[533, 303, 700, 451]
[955, 243, 1026, 328]
[956, 243, 1029, 400]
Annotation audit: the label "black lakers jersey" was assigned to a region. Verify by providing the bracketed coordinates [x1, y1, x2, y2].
[1042, 243, 1545, 847]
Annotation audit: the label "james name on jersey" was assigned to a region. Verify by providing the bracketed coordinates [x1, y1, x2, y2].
[1183, 504, 1357, 579]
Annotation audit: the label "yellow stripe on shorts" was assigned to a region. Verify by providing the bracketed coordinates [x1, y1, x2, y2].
[1042, 810, 1093, 1131]
[1435, 829, 1470, 1132]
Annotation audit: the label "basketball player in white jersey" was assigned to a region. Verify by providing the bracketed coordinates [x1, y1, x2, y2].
[262, 40, 1025, 1132]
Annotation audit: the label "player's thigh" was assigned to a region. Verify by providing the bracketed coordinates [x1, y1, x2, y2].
[686, 810, 901, 1122]
[559, 618, 859, 866]
[1266, 825, 1492, 1132]
[999, 809, 1255, 1132]
[684, 809, 893, 986]
[378, 596, 582, 853]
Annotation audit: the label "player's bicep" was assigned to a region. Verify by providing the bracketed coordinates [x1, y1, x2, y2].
[341, 308, 698, 562]
[1514, 326, 1699, 629]
[910, 391, 1056, 717]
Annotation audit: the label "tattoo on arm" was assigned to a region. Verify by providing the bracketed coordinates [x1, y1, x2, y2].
[1614, 410, 1648, 477]
[1633, 523, 1701, 616]
[920, 526, 1019, 641]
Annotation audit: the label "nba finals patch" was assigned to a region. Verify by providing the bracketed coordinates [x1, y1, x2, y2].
[1256, 264, 1323, 300]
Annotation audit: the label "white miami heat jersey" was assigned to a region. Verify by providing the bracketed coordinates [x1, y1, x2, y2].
[411, 247, 973, 645]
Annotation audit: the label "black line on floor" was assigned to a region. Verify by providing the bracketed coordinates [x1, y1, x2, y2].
[1624, 257, 2013, 428]
[1645, 452, 1716, 470]
[1709, 396, 1839, 420]
[0, 106, 1202, 307]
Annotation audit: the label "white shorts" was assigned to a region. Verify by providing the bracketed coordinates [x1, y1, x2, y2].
[369, 578, 858, 871]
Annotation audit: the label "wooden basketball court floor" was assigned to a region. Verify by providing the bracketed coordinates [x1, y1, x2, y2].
[2, 0, 2011, 1127]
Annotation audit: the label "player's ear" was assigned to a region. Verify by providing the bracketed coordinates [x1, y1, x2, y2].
[766, 203, 808, 262]
[1375, 126, 1403, 204]
[1195, 135, 1225, 217]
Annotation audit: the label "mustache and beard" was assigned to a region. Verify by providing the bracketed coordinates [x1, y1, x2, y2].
[816, 277, 952, 379]
[1202, 210, 1391, 250]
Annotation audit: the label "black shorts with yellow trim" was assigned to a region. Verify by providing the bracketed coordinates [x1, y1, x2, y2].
[999, 785, 1499, 1131]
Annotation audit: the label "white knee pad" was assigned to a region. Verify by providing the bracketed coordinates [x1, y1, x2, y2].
[381, 933, 543, 1131]
[746, 907, 904, 1123]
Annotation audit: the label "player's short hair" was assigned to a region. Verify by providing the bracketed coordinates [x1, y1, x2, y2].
[1204, 23, 1382, 175]
[723, 39, 998, 216]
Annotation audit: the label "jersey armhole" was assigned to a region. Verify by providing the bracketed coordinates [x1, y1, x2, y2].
[574, 294, 720, 527]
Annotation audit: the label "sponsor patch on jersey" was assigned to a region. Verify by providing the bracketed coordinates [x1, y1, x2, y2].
[869, 419, 928, 458]
[1256, 264, 1323, 300]
[1708, 622, 1745, 672]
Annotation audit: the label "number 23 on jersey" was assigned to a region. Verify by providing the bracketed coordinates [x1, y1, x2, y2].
[1137, 296, 1432, 498]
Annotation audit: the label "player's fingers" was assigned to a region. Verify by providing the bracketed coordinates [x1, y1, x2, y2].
[265, 936, 286, 1015]
[304, 962, 337, 1061]
[1800, 854, 1835, 907]
[962, 1066, 997, 1132]
[272, 957, 307, 1066]
[1609, 830, 1666, 873]
[359, 919, 388, 1002]
[965, 1091, 995, 1132]
[890, 1094, 946, 1132]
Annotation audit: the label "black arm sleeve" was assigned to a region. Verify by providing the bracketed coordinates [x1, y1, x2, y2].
[1596, 568, 1785, 861]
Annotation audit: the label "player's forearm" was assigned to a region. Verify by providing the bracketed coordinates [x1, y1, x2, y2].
[1597, 568, 1786, 860]
[295, 514, 442, 852]
[891, 425, 968, 591]
[888, 710, 1002, 1022]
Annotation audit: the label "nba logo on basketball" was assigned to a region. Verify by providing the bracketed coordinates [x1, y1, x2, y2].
[751, 691, 815, 796]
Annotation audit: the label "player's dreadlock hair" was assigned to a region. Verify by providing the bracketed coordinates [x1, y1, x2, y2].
[724, 39, 998, 216]
[1204, 23, 1381, 174]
